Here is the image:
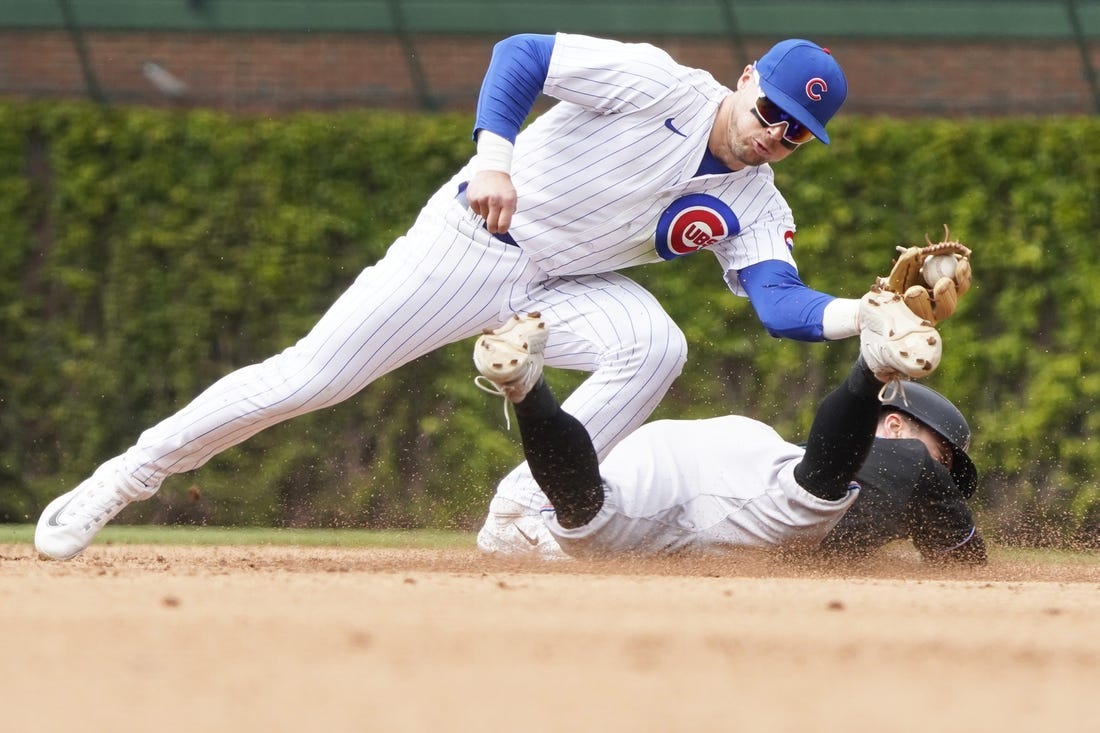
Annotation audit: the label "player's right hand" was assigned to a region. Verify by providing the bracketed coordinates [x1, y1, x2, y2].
[466, 170, 517, 234]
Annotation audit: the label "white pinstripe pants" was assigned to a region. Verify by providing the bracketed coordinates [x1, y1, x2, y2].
[116, 197, 688, 497]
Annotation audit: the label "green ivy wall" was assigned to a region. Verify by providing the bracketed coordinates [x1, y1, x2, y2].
[1, 102, 1097, 546]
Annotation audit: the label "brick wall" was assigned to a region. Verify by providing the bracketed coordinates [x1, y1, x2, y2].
[1, 30, 1095, 116]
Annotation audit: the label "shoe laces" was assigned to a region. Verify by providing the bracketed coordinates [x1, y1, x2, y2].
[877, 377, 909, 405]
[68, 478, 129, 531]
[474, 376, 513, 430]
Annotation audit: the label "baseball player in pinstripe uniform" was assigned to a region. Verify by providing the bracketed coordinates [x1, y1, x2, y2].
[472, 309, 985, 563]
[37, 33, 857, 561]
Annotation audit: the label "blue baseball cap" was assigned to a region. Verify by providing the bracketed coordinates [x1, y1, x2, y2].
[755, 39, 847, 145]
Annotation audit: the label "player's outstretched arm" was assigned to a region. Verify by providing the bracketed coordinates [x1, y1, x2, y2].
[738, 259, 860, 341]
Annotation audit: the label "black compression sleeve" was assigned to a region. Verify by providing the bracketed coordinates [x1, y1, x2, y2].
[794, 358, 884, 500]
[512, 379, 604, 528]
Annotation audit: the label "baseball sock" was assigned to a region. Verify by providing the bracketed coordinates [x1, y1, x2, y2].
[794, 357, 884, 501]
[513, 377, 604, 528]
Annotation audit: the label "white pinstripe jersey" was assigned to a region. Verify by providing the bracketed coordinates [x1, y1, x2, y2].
[500, 33, 799, 295]
[549, 415, 857, 556]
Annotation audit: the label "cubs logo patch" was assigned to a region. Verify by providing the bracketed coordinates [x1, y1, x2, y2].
[654, 194, 740, 260]
[805, 77, 828, 101]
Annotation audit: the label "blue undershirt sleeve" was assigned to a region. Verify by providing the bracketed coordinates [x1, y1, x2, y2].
[737, 260, 835, 342]
[473, 34, 556, 143]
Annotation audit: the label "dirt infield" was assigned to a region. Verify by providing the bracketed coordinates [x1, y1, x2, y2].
[3, 542, 1099, 733]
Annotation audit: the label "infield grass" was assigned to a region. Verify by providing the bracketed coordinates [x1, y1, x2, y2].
[3, 524, 1099, 566]
[0, 524, 475, 549]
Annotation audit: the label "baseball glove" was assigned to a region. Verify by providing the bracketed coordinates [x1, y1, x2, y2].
[881, 225, 971, 325]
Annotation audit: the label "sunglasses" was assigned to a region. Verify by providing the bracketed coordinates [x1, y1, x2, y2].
[749, 70, 816, 149]
[751, 95, 815, 149]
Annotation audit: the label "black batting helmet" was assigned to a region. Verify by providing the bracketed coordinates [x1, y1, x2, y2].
[881, 382, 978, 497]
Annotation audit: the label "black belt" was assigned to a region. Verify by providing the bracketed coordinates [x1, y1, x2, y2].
[456, 181, 519, 246]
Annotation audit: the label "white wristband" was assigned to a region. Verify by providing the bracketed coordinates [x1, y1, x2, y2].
[474, 130, 514, 174]
[822, 297, 861, 340]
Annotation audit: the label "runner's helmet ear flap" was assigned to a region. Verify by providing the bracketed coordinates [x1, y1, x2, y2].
[880, 382, 978, 498]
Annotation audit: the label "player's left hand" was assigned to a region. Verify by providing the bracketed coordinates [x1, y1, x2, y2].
[879, 225, 972, 325]
[466, 170, 517, 234]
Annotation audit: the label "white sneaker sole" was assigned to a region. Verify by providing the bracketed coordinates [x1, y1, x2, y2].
[473, 313, 548, 400]
[860, 290, 941, 379]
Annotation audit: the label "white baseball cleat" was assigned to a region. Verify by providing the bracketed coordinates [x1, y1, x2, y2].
[34, 457, 150, 560]
[859, 287, 942, 381]
[476, 497, 569, 561]
[473, 312, 549, 404]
